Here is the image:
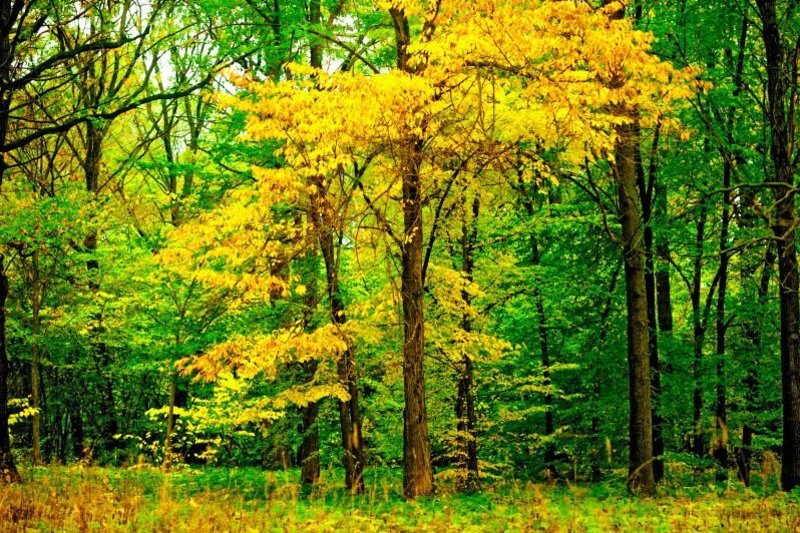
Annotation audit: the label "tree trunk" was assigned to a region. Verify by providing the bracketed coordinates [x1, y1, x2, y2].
[0, 1, 20, 484]
[531, 229, 556, 478]
[400, 141, 433, 498]
[0, 257, 19, 482]
[456, 194, 480, 491]
[591, 263, 621, 480]
[713, 156, 732, 471]
[756, 0, 800, 491]
[738, 244, 775, 485]
[298, 366, 321, 485]
[605, 1, 654, 494]
[296, 248, 321, 487]
[31, 251, 42, 465]
[163, 373, 178, 468]
[690, 201, 708, 457]
[636, 122, 663, 483]
[614, 118, 655, 495]
[654, 178, 673, 333]
[390, 7, 434, 499]
[83, 122, 118, 455]
[308, 158, 365, 492]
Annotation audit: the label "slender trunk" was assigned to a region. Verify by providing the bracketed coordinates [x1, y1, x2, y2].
[310, 169, 365, 493]
[297, 249, 320, 487]
[83, 122, 118, 453]
[715, 15, 748, 473]
[0, 2, 20, 483]
[31, 251, 42, 465]
[518, 180, 557, 478]
[654, 178, 673, 333]
[0, 258, 19, 482]
[690, 201, 708, 457]
[590, 263, 622, 480]
[163, 374, 177, 468]
[297, 0, 323, 489]
[531, 230, 556, 477]
[756, 0, 800, 491]
[636, 123, 663, 482]
[738, 244, 775, 485]
[391, 7, 433, 499]
[614, 118, 655, 494]
[456, 194, 480, 491]
[714, 158, 732, 470]
[70, 397, 85, 460]
[298, 365, 321, 485]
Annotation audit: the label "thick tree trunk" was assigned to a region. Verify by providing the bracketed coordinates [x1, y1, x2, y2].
[606, 1, 654, 494]
[456, 194, 480, 491]
[400, 143, 433, 498]
[391, 7, 434, 499]
[614, 119, 655, 495]
[756, 0, 800, 491]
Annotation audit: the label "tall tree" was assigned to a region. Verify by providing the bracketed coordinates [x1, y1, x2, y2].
[755, 0, 800, 491]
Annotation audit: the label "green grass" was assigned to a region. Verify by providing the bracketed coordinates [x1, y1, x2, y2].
[1, 466, 798, 531]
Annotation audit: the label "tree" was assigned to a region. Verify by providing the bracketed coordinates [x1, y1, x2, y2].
[755, 0, 800, 491]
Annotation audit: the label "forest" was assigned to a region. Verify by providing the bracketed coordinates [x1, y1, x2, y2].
[1, 0, 800, 530]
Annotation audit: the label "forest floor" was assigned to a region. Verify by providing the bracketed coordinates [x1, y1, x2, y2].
[1, 466, 798, 532]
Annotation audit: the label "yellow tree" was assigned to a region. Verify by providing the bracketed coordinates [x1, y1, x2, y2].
[217, 0, 696, 497]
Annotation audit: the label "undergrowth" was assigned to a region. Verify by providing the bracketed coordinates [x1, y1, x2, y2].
[1, 466, 798, 532]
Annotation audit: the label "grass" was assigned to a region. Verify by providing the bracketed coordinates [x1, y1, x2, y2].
[1, 465, 799, 532]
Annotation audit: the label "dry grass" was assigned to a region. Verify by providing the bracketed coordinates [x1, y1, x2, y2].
[0, 466, 798, 532]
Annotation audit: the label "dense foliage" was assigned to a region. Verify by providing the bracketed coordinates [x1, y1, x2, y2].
[1, 0, 800, 514]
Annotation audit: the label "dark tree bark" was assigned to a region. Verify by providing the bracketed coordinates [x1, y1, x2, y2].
[654, 176, 673, 334]
[635, 122, 664, 483]
[591, 263, 622, 480]
[0, 257, 19, 482]
[298, 365, 321, 485]
[606, 0, 654, 494]
[756, 0, 800, 491]
[0, 1, 20, 484]
[315, 211, 365, 492]
[31, 251, 42, 465]
[399, 141, 433, 498]
[714, 16, 748, 473]
[296, 0, 324, 489]
[82, 121, 119, 455]
[713, 161, 731, 470]
[690, 201, 708, 457]
[527, 212, 556, 478]
[390, 7, 434, 499]
[614, 118, 655, 495]
[455, 194, 480, 491]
